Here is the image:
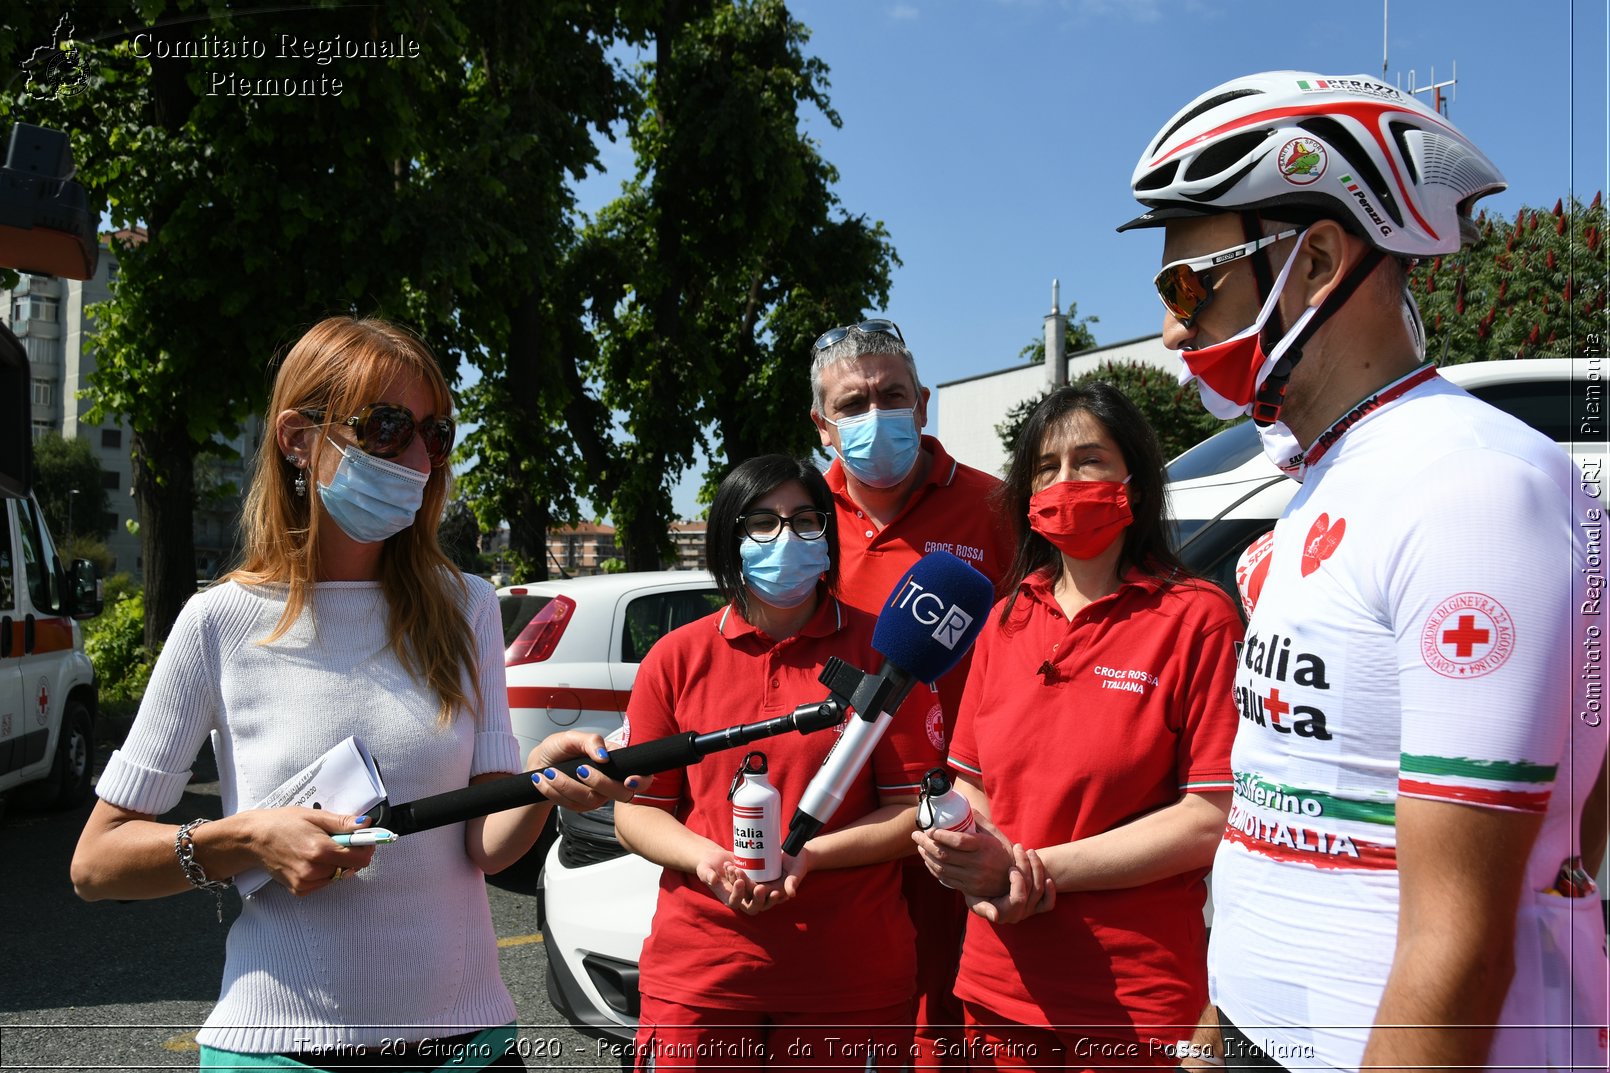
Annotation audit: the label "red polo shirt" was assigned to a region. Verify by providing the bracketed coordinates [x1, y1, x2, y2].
[626, 592, 943, 1013]
[948, 568, 1242, 1036]
[827, 435, 1015, 731]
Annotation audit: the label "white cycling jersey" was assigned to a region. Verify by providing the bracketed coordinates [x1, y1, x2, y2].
[1208, 365, 1609, 1071]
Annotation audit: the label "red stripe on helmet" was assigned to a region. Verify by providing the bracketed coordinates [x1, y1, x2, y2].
[1149, 101, 1456, 240]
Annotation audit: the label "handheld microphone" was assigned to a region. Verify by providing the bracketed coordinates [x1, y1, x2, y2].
[377, 699, 846, 836]
[780, 550, 993, 856]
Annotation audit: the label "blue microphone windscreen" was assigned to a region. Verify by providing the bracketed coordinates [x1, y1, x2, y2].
[872, 550, 995, 682]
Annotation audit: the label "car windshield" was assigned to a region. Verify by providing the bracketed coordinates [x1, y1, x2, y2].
[1166, 419, 1256, 481]
[499, 592, 554, 646]
[1467, 379, 1575, 443]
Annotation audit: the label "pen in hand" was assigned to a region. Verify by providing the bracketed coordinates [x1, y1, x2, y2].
[331, 828, 399, 846]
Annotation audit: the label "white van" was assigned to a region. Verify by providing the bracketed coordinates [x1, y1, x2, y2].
[1, 491, 102, 808]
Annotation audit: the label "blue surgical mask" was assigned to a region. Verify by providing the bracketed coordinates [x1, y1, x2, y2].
[739, 530, 830, 608]
[828, 407, 921, 488]
[317, 438, 430, 544]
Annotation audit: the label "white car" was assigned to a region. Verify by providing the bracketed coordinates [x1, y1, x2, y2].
[496, 571, 721, 888]
[540, 358, 1605, 1043]
[499, 570, 723, 758]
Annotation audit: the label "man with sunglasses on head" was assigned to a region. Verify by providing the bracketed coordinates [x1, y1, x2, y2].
[1121, 72, 1607, 1072]
[808, 319, 1014, 1064]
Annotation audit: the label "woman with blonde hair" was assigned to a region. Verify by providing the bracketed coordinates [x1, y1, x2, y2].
[72, 316, 636, 1071]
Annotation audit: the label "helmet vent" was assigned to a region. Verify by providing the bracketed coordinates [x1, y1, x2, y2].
[1297, 117, 1404, 228]
[1156, 88, 1263, 149]
[1187, 155, 1264, 205]
[1388, 122, 1421, 185]
[1406, 128, 1500, 195]
[1135, 159, 1179, 192]
[1183, 131, 1268, 183]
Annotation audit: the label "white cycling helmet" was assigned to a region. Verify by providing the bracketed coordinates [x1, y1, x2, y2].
[1119, 71, 1505, 257]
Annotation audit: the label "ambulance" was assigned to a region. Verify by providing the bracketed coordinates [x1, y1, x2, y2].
[1, 491, 102, 808]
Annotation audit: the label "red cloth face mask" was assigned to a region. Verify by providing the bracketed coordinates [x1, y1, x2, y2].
[1027, 479, 1133, 560]
[1178, 230, 1317, 421]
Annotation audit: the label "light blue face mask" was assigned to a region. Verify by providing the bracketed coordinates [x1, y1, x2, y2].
[828, 406, 921, 488]
[317, 438, 430, 544]
[739, 530, 831, 608]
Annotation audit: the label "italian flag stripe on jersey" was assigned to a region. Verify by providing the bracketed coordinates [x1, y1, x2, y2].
[1222, 819, 1397, 870]
[1235, 774, 1397, 826]
[1398, 754, 1556, 812]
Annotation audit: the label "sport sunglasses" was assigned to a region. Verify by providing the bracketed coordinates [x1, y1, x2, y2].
[1153, 229, 1299, 325]
[811, 319, 905, 352]
[299, 403, 456, 466]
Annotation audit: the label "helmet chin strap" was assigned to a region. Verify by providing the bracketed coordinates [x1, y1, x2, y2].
[1249, 238, 1387, 426]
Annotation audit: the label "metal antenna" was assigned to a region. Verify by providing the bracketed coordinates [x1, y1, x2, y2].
[1382, 0, 1389, 79]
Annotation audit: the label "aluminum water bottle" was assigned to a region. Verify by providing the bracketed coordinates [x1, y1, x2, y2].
[917, 768, 976, 890]
[729, 751, 781, 883]
[917, 768, 976, 835]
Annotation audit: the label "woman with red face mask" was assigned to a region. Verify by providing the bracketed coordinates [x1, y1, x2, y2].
[912, 382, 1243, 1070]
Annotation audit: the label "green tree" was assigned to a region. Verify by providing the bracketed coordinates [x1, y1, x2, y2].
[437, 497, 484, 574]
[996, 360, 1227, 463]
[447, 0, 640, 574]
[31, 432, 111, 542]
[576, 0, 897, 569]
[2, 2, 515, 645]
[82, 583, 153, 714]
[1411, 194, 1607, 363]
[1017, 301, 1100, 364]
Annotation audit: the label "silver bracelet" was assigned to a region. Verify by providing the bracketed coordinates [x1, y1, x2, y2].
[175, 818, 230, 923]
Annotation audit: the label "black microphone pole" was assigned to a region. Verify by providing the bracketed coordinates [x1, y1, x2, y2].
[376, 695, 849, 836]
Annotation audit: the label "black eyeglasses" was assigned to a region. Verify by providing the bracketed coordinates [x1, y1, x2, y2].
[811, 319, 905, 353]
[737, 510, 830, 543]
[299, 403, 455, 466]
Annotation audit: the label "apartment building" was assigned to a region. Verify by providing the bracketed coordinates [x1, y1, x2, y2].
[8, 246, 139, 575]
[5, 233, 257, 582]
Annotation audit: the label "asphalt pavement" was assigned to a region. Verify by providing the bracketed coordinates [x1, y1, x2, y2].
[0, 741, 632, 1071]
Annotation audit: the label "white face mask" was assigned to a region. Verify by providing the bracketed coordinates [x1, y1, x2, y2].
[1257, 420, 1308, 483]
[317, 438, 429, 544]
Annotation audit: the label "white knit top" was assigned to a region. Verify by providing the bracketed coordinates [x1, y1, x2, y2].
[96, 575, 524, 1054]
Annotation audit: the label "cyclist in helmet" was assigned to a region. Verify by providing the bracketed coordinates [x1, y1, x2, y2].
[1121, 71, 1608, 1071]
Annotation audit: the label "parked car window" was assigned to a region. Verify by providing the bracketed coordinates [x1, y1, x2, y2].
[620, 589, 725, 664]
[16, 496, 62, 614]
[1165, 420, 1254, 482]
[500, 592, 554, 647]
[1178, 516, 1278, 611]
[0, 504, 13, 611]
[1466, 380, 1576, 443]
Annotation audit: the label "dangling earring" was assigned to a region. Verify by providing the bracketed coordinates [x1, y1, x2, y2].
[287, 456, 307, 498]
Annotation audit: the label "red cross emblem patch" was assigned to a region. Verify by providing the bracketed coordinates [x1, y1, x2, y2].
[1420, 593, 1516, 679]
[36, 678, 50, 725]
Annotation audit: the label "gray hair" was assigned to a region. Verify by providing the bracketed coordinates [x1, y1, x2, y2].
[809, 330, 923, 415]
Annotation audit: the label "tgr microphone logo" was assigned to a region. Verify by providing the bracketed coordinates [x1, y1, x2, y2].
[892, 578, 976, 650]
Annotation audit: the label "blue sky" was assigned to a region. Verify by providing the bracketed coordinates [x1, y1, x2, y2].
[570, 0, 1607, 516]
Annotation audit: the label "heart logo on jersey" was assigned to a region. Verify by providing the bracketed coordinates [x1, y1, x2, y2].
[1236, 530, 1276, 617]
[1301, 514, 1345, 577]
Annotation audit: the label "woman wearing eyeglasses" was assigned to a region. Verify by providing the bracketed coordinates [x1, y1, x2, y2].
[72, 316, 636, 1071]
[613, 454, 941, 1070]
[912, 383, 1242, 1069]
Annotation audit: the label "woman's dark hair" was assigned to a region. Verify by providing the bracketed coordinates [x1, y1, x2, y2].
[706, 455, 839, 617]
[994, 382, 1194, 622]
